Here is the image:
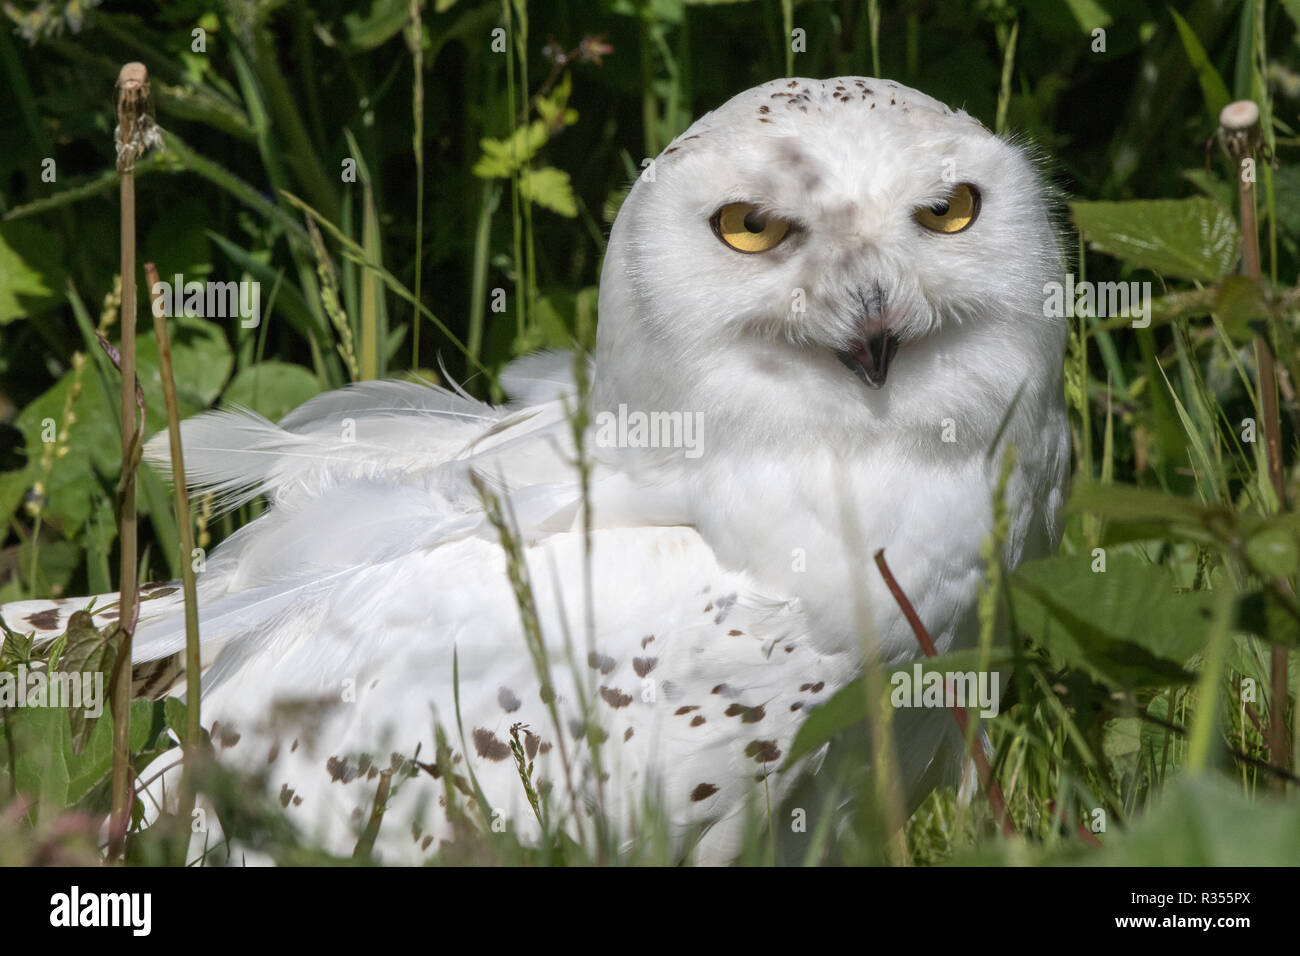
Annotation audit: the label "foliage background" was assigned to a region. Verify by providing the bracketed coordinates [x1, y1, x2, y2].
[1, 0, 1299, 865]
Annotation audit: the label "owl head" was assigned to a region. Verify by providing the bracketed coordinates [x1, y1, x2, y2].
[594, 77, 1065, 458]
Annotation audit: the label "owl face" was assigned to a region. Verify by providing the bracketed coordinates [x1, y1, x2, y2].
[598, 77, 1063, 418]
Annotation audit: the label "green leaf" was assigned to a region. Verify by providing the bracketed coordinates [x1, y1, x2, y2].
[0, 220, 66, 323]
[1067, 480, 1222, 546]
[1078, 775, 1300, 865]
[1070, 198, 1241, 282]
[136, 314, 235, 418]
[1011, 554, 1208, 688]
[1244, 526, 1299, 578]
[223, 362, 322, 421]
[472, 123, 550, 179]
[58, 609, 117, 754]
[9, 705, 71, 808]
[519, 166, 578, 217]
[164, 696, 189, 746]
[1062, 0, 1111, 32]
[1235, 590, 1300, 649]
[343, 0, 411, 51]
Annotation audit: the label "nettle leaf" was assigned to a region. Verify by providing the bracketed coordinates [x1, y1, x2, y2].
[1070, 197, 1241, 282]
[223, 362, 322, 422]
[0, 220, 66, 324]
[519, 166, 578, 217]
[1011, 554, 1207, 688]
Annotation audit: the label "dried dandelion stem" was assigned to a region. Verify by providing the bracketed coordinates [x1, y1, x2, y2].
[1220, 100, 1292, 791]
[106, 61, 152, 862]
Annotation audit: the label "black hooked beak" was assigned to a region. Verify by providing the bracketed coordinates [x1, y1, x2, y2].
[834, 283, 900, 389]
[835, 330, 899, 389]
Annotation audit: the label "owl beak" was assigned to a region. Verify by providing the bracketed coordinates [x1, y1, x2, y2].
[835, 330, 899, 389]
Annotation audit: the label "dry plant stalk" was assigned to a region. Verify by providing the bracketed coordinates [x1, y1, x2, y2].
[144, 262, 204, 862]
[1219, 99, 1292, 791]
[106, 61, 153, 861]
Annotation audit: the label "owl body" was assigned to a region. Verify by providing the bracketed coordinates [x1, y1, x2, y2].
[1, 78, 1067, 863]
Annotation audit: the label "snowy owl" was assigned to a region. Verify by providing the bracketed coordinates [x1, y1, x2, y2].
[2, 77, 1068, 864]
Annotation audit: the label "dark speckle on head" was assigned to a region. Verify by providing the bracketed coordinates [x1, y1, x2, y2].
[690, 715, 706, 727]
[624, 727, 634, 741]
[641, 634, 655, 648]
[758, 105, 769, 114]
[675, 705, 699, 715]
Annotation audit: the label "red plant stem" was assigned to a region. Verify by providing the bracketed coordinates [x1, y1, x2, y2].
[874, 549, 1017, 837]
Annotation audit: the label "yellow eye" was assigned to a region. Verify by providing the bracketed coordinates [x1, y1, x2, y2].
[913, 183, 981, 234]
[713, 203, 792, 253]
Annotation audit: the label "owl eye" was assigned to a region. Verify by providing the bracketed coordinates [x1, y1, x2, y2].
[713, 202, 792, 253]
[914, 183, 980, 234]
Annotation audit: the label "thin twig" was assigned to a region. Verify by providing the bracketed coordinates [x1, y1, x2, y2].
[873, 549, 1017, 838]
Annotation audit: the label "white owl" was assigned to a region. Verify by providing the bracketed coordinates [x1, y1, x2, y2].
[2, 77, 1068, 864]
